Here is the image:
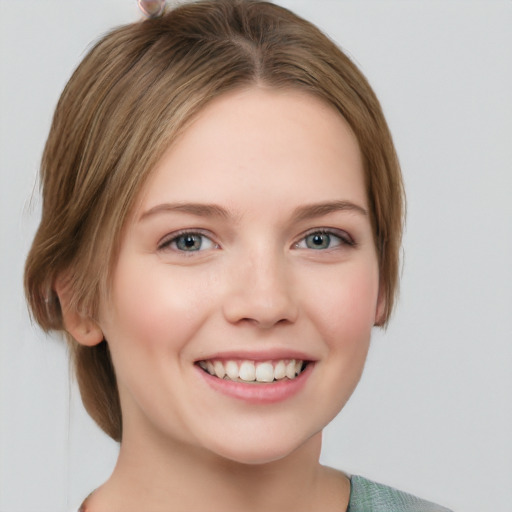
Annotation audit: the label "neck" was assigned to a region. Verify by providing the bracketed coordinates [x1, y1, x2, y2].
[85, 427, 349, 512]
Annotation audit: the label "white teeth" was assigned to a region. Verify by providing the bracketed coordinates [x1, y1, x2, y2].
[213, 360, 226, 379]
[198, 359, 306, 383]
[285, 360, 297, 379]
[255, 362, 274, 383]
[274, 360, 286, 380]
[225, 360, 239, 380]
[239, 361, 256, 381]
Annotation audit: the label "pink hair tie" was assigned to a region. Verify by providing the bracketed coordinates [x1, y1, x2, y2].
[137, 0, 166, 18]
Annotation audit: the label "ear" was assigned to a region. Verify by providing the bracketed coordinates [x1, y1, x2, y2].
[54, 274, 103, 346]
[374, 282, 387, 327]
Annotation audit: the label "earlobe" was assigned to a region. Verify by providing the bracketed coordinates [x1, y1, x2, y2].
[54, 274, 104, 346]
[374, 284, 387, 327]
[65, 315, 104, 346]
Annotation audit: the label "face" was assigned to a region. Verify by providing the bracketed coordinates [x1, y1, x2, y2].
[98, 87, 383, 464]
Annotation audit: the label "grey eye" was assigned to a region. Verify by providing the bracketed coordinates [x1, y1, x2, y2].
[305, 232, 332, 250]
[159, 232, 217, 252]
[175, 234, 205, 251]
[295, 230, 351, 251]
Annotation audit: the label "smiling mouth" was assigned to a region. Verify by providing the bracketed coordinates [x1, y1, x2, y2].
[197, 359, 308, 384]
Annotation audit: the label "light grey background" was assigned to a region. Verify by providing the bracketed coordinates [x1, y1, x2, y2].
[1, 1, 511, 511]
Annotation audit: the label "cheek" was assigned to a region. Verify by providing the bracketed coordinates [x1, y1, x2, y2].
[303, 261, 380, 345]
[302, 263, 379, 415]
[100, 258, 217, 353]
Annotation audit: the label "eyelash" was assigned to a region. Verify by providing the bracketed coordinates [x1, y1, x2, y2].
[158, 230, 217, 253]
[158, 228, 355, 254]
[294, 229, 355, 251]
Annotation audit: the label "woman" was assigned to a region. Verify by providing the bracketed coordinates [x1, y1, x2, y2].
[24, 1, 452, 510]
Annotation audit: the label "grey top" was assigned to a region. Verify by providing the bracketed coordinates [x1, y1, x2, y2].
[348, 475, 453, 512]
[74, 475, 453, 511]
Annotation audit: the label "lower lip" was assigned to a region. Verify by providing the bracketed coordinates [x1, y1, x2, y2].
[196, 363, 314, 404]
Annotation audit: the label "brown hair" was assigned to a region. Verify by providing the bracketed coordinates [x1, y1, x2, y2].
[24, 0, 404, 441]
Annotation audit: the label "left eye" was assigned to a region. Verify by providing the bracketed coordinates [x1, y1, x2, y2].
[160, 232, 216, 252]
[295, 231, 348, 250]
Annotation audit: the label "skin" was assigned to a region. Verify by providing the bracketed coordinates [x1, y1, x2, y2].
[61, 87, 385, 512]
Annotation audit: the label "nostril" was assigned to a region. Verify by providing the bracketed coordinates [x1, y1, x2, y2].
[223, 297, 298, 328]
[221, 262, 299, 327]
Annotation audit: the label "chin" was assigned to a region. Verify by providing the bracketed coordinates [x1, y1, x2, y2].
[202, 428, 321, 466]
[218, 448, 292, 466]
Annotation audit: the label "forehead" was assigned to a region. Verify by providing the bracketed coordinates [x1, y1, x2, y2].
[135, 86, 366, 216]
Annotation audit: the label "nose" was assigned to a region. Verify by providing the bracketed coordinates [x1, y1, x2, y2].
[222, 250, 299, 329]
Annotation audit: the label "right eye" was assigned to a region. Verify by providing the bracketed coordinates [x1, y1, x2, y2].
[159, 231, 217, 253]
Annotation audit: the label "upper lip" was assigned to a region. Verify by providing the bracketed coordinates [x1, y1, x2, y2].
[194, 349, 317, 363]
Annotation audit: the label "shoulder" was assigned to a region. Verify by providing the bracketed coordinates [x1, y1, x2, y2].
[347, 475, 453, 512]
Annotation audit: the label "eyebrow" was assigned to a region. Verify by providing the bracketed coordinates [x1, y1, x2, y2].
[138, 202, 231, 222]
[292, 200, 368, 221]
[138, 200, 367, 223]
